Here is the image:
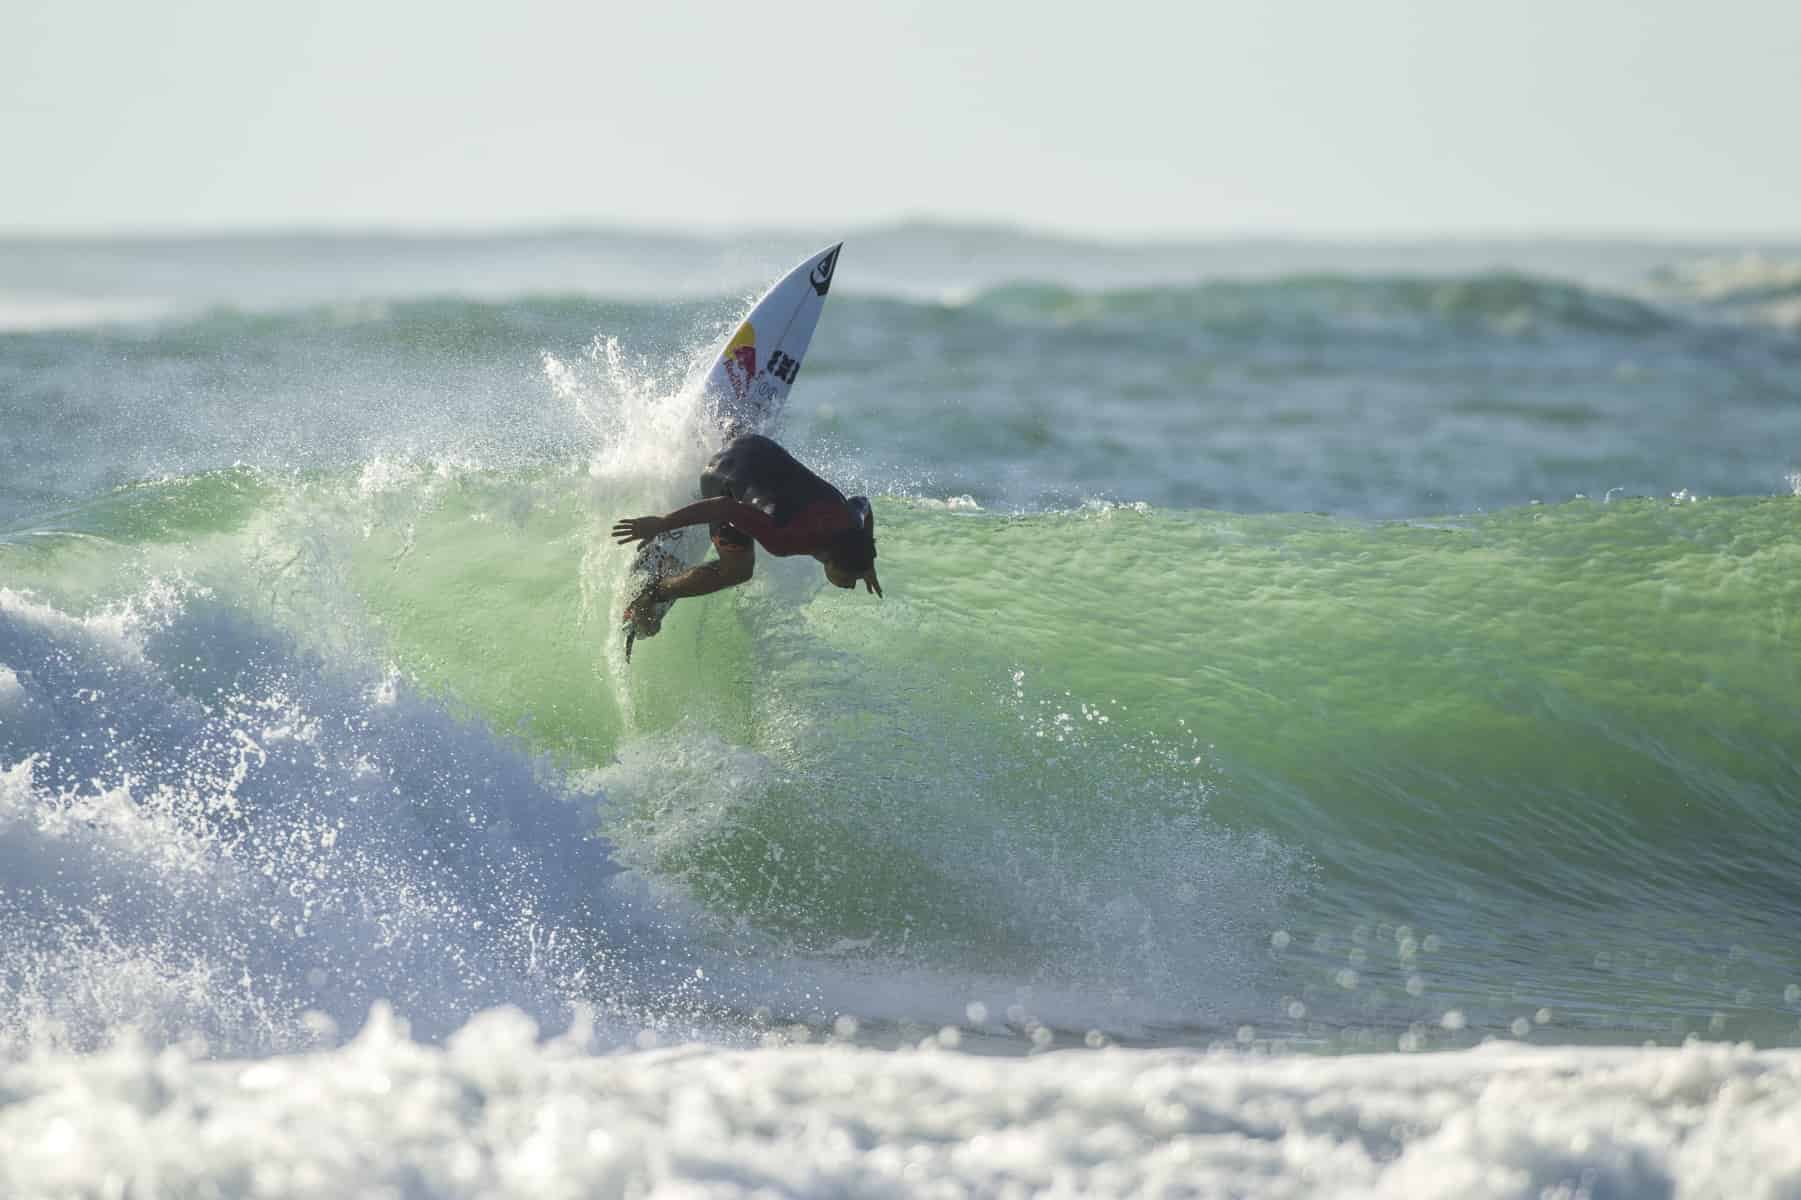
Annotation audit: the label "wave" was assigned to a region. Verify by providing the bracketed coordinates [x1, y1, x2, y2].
[19, 223, 1798, 338]
[0, 464, 1303, 1054]
[9, 470, 1799, 893]
[966, 272, 1678, 337]
[6, 461, 1800, 1047]
[8, 271, 1684, 343]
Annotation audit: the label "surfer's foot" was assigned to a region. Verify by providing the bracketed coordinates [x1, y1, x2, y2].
[623, 582, 665, 637]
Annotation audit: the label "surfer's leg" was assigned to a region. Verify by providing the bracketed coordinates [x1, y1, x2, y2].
[643, 469, 754, 600]
[655, 546, 753, 598]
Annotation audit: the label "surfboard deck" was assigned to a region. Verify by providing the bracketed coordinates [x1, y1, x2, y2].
[621, 242, 843, 659]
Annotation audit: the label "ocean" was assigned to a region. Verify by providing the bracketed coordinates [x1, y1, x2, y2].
[3, 226, 1800, 1195]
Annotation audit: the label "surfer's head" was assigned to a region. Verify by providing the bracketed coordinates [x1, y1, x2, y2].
[821, 497, 881, 596]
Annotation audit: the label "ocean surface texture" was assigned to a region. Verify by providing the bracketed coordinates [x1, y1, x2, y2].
[3, 227, 1800, 1196]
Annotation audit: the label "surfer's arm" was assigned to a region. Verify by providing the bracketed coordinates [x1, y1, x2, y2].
[610, 498, 777, 545]
[611, 497, 736, 544]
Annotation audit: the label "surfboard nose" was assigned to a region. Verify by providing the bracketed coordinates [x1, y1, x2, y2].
[809, 243, 843, 296]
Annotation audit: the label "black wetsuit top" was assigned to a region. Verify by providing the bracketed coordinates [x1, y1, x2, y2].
[700, 435, 854, 555]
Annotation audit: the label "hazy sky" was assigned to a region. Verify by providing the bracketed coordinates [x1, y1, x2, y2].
[6, 0, 1798, 237]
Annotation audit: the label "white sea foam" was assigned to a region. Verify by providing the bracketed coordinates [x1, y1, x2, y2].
[915, 493, 985, 511]
[0, 586, 683, 1056]
[1, 1020, 1795, 1198]
[1662, 254, 1801, 302]
[1656, 254, 1801, 329]
[0, 293, 174, 332]
[548, 328, 734, 686]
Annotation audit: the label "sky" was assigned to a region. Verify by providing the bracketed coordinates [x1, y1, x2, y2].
[5, 0, 1799, 238]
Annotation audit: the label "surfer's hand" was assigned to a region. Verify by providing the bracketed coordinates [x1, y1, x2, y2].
[611, 515, 668, 545]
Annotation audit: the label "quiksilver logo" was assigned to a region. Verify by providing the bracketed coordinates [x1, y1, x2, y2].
[809, 244, 842, 296]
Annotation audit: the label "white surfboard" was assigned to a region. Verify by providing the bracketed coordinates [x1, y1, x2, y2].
[624, 242, 844, 658]
[702, 242, 842, 435]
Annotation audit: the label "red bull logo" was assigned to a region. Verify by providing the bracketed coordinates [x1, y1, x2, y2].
[720, 321, 756, 405]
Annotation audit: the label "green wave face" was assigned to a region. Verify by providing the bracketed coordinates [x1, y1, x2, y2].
[826, 496, 1801, 907]
[7, 473, 1800, 1035]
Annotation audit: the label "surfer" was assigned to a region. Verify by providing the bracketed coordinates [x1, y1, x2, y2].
[612, 434, 881, 634]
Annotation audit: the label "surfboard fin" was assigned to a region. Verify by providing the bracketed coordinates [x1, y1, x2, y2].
[621, 560, 674, 664]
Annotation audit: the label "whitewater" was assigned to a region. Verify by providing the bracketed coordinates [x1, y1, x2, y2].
[3, 227, 1801, 1197]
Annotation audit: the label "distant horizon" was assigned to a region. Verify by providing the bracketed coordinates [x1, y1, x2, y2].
[4, 215, 1801, 248]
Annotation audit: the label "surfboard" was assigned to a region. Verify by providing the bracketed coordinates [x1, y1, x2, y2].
[623, 242, 844, 660]
[701, 241, 843, 434]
